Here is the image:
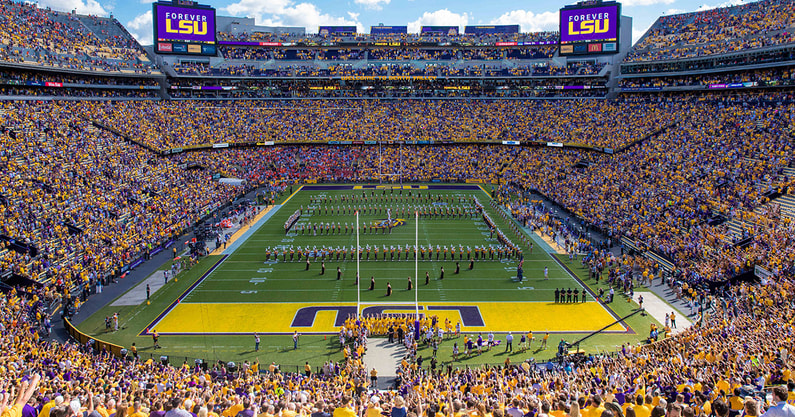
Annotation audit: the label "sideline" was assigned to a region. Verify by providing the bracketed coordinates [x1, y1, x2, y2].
[534, 231, 567, 254]
[210, 205, 275, 256]
[212, 185, 304, 256]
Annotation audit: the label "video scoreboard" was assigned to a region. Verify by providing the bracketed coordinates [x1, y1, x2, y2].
[559, 1, 621, 56]
[153, 0, 217, 55]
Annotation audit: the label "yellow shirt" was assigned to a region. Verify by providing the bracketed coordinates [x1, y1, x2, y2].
[333, 407, 357, 417]
[729, 396, 744, 411]
[589, 406, 605, 417]
[224, 404, 244, 417]
[38, 401, 57, 417]
[366, 407, 383, 417]
[2, 404, 24, 417]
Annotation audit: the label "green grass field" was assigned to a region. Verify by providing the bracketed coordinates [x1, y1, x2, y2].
[77, 184, 659, 370]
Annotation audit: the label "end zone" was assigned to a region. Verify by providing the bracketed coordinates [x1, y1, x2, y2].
[142, 301, 631, 336]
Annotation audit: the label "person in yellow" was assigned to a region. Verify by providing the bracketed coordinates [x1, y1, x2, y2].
[370, 368, 378, 387]
[222, 398, 244, 417]
[333, 396, 357, 417]
[630, 395, 650, 417]
[38, 394, 59, 417]
[365, 399, 382, 417]
[129, 401, 147, 417]
[728, 388, 744, 411]
[585, 395, 606, 417]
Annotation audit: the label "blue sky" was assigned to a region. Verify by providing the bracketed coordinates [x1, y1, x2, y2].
[32, 0, 749, 46]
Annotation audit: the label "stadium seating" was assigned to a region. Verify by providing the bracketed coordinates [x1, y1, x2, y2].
[0, 102, 239, 291]
[78, 100, 672, 150]
[625, 0, 795, 62]
[2, 2, 795, 416]
[0, 0, 155, 72]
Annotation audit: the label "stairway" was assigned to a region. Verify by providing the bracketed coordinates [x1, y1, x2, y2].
[776, 194, 795, 221]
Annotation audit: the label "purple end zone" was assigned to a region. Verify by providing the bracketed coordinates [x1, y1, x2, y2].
[301, 184, 483, 191]
[426, 305, 485, 326]
[291, 306, 358, 327]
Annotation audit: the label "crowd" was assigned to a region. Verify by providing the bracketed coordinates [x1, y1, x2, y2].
[501, 99, 795, 284]
[0, 0, 154, 72]
[626, 0, 795, 62]
[77, 100, 670, 150]
[619, 67, 795, 89]
[0, 90, 793, 417]
[0, 237, 794, 417]
[174, 53, 599, 79]
[0, 101, 242, 303]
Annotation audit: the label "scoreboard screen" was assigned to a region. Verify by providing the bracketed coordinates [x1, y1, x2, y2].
[421, 26, 459, 35]
[465, 25, 519, 34]
[153, 2, 217, 55]
[559, 2, 620, 56]
[370, 26, 408, 35]
[319, 26, 357, 35]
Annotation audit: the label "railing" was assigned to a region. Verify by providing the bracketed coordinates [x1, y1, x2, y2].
[63, 317, 125, 357]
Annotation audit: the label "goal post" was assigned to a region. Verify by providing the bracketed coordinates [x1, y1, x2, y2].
[355, 210, 419, 319]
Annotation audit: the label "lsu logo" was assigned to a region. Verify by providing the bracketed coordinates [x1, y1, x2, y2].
[568, 19, 610, 35]
[164, 12, 208, 36]
[291, 305, 485, 328]
[372, 218, 406, 229]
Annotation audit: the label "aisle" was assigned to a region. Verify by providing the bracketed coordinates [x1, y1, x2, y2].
[363, 338, 405, 390]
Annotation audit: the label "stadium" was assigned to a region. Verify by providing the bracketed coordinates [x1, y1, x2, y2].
[1, 0, 795, 416]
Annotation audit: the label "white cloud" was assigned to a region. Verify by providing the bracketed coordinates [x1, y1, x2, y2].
[126, 10, 152, 45]
[621, 0, 675, 6]
[223, 0, 363, 33]
[663, 8, 686, 15]
[488, 10, 558, 33]
[407, 9, 469, 33]
[695, 0, 749, 11]
[353, 0, 390, 11]
[34, 0, 107, 16]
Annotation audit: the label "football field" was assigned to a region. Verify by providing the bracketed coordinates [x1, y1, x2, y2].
[142, 184, 627, 337]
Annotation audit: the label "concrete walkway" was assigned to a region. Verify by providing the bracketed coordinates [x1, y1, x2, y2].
[635, 291, 692, 335]
[111, 270, 172, 306]
[642, 276, 700, 323]
[364, 338, 404, 390]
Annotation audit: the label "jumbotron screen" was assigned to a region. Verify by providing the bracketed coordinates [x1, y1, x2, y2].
[559, 2, 620, 56]
[153, 3, 217, 55]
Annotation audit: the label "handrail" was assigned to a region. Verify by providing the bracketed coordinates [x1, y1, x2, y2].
[63, 317, 125, 357]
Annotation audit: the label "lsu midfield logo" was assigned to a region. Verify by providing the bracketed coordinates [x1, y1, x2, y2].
[291, 305, 485, 327]
[373, 218, 406, 229]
